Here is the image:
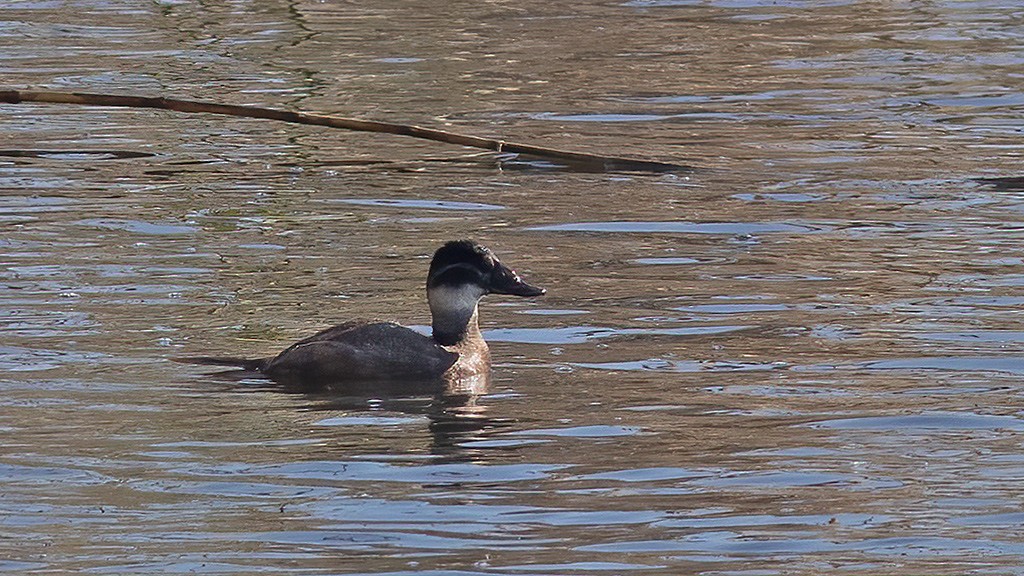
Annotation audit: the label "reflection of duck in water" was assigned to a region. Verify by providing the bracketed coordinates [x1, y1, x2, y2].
[300, 392, 520, 461]
[186, 240, 544, 394]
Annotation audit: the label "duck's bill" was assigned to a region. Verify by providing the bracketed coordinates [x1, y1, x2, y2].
[490, 264, 545, 297]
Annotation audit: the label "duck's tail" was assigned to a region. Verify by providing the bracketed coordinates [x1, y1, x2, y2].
[173, 356, 266, 372]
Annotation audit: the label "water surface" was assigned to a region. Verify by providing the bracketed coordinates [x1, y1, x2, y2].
[3, 1, 1024, 574]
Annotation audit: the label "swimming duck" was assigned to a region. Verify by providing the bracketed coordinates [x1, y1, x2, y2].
[188, 240, 544, 393]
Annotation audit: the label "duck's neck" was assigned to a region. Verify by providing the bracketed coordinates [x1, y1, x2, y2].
[429, 285, 484, 347]
[432, 305, 482, 347]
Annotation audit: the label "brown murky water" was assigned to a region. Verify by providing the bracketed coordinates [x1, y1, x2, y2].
[4, 1, 1024, 574]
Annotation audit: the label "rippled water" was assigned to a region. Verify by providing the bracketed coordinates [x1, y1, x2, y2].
[4, 1, 1024, 574]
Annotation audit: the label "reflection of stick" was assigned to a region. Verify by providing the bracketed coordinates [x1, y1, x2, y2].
[0, 90, 693, 173]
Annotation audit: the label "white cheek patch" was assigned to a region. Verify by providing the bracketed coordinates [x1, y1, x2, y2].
[429, 284, 485, 317]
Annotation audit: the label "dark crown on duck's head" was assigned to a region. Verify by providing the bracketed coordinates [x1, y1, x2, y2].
[427, 240, 544, 297]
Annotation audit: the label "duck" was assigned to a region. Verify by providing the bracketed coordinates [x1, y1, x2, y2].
[186, 240, 544, 393]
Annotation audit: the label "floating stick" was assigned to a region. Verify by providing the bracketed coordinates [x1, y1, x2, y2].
[0, 90, 693, 173]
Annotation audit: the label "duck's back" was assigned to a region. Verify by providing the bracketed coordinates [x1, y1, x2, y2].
[261, 321, 458, 391]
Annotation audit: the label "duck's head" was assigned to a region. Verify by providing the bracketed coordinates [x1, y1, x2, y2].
[427, 240, 544, 344]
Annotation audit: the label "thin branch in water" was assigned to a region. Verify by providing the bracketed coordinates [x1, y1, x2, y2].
[0, 89, 694, 173]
